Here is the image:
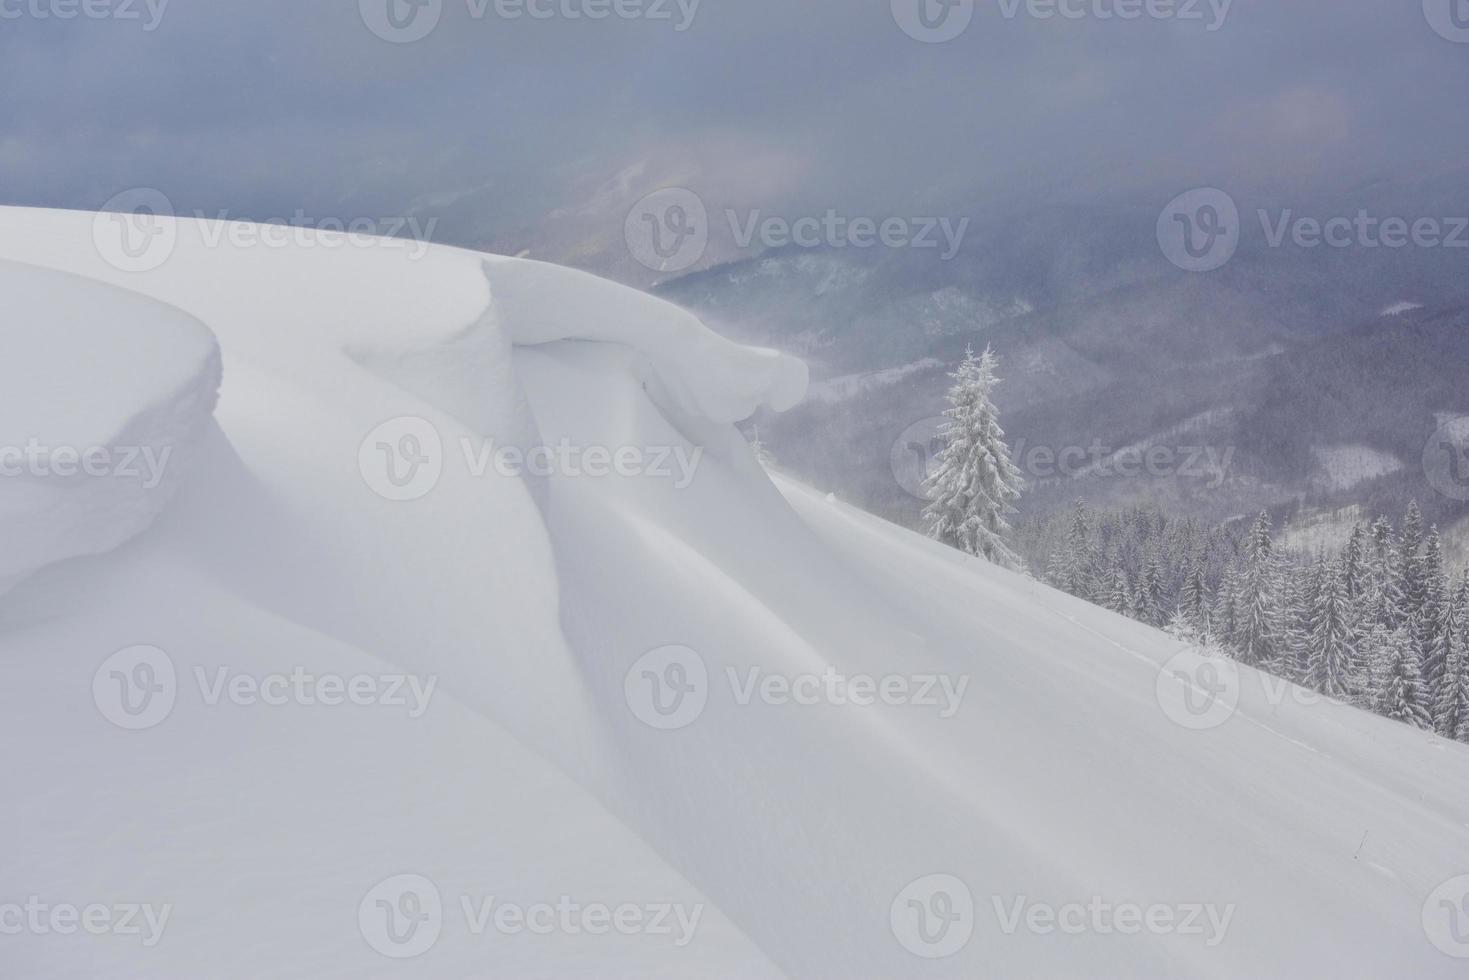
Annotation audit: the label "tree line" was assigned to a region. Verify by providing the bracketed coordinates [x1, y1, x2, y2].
[1015, 500, 1469, 739]
[919, 346, 1468, 740]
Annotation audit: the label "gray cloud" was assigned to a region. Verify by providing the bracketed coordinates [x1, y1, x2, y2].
[2, 0, 1466, 279]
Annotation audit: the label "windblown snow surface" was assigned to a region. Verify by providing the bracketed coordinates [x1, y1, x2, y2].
[1, 206, 1468, 978]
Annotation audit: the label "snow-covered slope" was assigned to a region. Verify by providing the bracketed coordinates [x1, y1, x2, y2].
[2, 206, 1467, 978]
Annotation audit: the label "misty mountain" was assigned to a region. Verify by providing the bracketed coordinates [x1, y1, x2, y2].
[653, 177, 1469, 565]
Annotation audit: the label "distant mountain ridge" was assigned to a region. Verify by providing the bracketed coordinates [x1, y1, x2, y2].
[651, 189, 1469, 566]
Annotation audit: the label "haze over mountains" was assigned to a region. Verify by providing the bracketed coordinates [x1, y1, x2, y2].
[648, 171, 1469, 562]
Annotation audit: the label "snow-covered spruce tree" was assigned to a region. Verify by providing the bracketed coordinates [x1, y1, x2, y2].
[1341, 523, 1367, 602]
[1432, 576, 1469, 739]
[1438, 640, 1469, 742]
[922, 346, 1025, 569]
[1104, 565, 1133, 617]
[1130, 577, 1153, 623]
[1307, 558, 1356, 698]
[1234, 512, 1283, 668]
[1367, 516, 1396, 630]
[1417, 528, 1448, 694]
[1379, 624, 1433, 730]
[1137, 547, 1169, 628]
[1422, 578, 1452, 703]
[1211, 561, 1241, 647]
[1352, 584, 1398, 704]
[1390, 501, 1428, 628]
[1165, 609, 1202, 647]
[1284, 556, 1325, 681]
[1178, 555, 1210, 639]
[1054, 499, 1097, 600]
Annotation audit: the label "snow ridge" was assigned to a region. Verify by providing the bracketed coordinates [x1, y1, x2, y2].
[0, 259, 220, 592]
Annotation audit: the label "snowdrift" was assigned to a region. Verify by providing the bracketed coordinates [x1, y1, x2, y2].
[0, 260, 219, 594]
[1, 206, 1467, 978]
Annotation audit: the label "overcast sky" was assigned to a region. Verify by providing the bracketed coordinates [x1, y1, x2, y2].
[3, 0, 1467, 264]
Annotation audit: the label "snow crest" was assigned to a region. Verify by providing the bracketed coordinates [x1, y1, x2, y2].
[0, 259, 219, 592]
[487, 256, 808, 422]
